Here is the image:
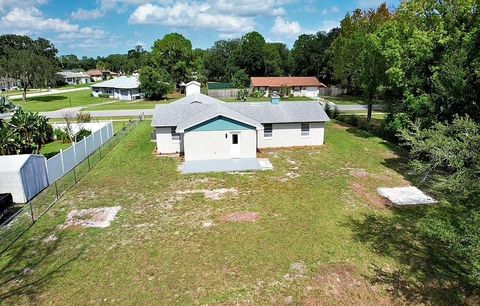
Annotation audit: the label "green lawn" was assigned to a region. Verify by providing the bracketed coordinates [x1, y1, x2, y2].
[40, 140, 71, 156]
[322, 95, 369, 105]
[0, 121, 466, 304]
[12, 90, 110, 112]
[222, 96, 314, 102]
[83, 92, 185, 111]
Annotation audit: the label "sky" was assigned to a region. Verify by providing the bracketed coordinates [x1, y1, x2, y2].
[0, 0, 399, 57]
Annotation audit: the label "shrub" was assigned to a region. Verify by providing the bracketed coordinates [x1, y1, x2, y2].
[54, 129, 70, 143]
[250, 90, 263, 98]
[75, 128, 91, 141]
[98, 93, 110, 98]
[76, 112, 92, 123]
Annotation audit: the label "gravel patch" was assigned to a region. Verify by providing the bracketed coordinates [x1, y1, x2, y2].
[177, 188, 238, 200]
[63, 206, 121, 228]
[221, 212, 259, 223]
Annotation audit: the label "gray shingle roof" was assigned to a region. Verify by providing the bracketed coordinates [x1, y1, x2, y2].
[90, 76, 140, 89]
[151, 95, 330, 129]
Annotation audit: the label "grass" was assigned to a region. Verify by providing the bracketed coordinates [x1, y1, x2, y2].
[83, 92, 185, 111]
[40, 140, 71, 155]
[0, 121, 470, 304]
[222, 96, 314, 102]
[322, 95, 369, 105]
[11, 90, 111, 112]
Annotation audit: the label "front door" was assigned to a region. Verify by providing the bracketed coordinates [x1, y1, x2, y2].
[230, 133, 240, 158]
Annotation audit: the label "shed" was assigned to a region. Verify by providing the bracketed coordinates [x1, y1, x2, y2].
[185, 81, 201, 96]
[0, 155, 49, 203]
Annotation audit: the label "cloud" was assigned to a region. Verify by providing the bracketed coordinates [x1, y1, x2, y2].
[270, 17, 302, 38]
[0, 7, 79, 33]
[56, 27, 107, 40]
[0, 0, 48, 12]
[321, 5, 339, 15]
[71, 8, 105, 20]
[318, 20, 339, 32]
[212, 0, 286, 16]
[129, 2, 255, 34]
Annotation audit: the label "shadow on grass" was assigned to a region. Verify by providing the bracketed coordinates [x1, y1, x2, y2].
[0, 230, 84, 303]
[26, 96, 67, 103]
[346, 207, 477, 304]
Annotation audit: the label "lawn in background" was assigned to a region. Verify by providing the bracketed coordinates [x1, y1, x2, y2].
[83, 92, 184, 111]
[0, 120, 458, 305]
[322, 95, 369, 105]
[12, 90, 110, 112]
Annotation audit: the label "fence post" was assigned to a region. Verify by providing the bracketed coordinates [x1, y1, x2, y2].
[60, 149, 65, 175]
[84, 135, 87, 156]
[99, 127, 103, 145]
[72, 140, 77, 164]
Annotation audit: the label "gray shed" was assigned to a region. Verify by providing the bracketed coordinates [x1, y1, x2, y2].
[0, 154, 49, 203]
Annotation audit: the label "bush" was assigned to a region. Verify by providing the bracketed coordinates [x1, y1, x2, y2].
[324, 102, 340, 119]
[76, 112, 92, 123]
[75, 128, 91, 141]
[250, 90, 264, 98]
[98, 93, 110, 98]
[54, 129, 70, 143]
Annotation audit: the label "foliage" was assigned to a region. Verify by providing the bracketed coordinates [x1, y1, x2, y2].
[0, 35, 59, 100]
[75, 128, 92, 141]
[279, 85, 290, 98]
[400, 116, 480, 289]
[152, 33, 193, 87]
[0, 94, 15, 128]
[98, 93, 110, 98]
[230, 70, 250, 89]
[236, 88, 248, 101]
[139, 67, 174, 100]
[324, 102, 339, 119]
[76, 112, 92, 123]
[54, 128, 70, 144]
[0, 108, 52, 154]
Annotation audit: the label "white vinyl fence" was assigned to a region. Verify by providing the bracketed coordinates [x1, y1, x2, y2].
[46, 122, 114, 183]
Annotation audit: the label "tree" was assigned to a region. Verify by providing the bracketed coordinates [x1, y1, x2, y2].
[204, 39, 240, 82]
[234, 32, 267, 76]
[230, 70, 250, 89]
[152, 33, 193, 87]
[139, 67, 174, 100]
[0, 35, 59, 101]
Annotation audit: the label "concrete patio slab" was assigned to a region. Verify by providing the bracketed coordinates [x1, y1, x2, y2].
[377, 186, 437, 205]
[182, 158, 265, 174]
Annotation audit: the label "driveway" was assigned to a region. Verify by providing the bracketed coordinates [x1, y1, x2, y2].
[8, 87, 90, 100]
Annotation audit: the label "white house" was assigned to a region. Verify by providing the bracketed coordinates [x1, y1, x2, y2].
[185, 81, 201, 96]
[91, 76, 143, 101]
[251, 76, 326, 98]
[151, 93, 330, 165]
[0, 77, 21, 91]
[57, 71, 91, 85]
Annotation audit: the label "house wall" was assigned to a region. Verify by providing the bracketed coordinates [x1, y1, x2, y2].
[253, 86, 319, 98]
[258, 122, 325, 149]
[92, 87, 141, 100]
[186, 83, 201, 96]
[155, 127, 183, 154]
[183, 129, 257, 161]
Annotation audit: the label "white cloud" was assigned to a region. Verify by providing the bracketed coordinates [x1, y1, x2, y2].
[0, 7, 79, 33]
[71, 8, 105, 20]
[321, 5, 339, 15]
[0, 0, 48, 12]
[57, 27, 107, 40]
[270, 17, 302, 38]
[212, 0, 286, 16]
[129, 2, 255, 34]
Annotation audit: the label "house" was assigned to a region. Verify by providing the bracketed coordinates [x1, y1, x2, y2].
[151, 93, 329, 170]
[91, 76, 142, 101]
[57, 71, 91, 85]
[86, 69, 119, 82]
[251, 76, 326, 98]
[185, 81, 201, 96]
[0, 77, 21, 91]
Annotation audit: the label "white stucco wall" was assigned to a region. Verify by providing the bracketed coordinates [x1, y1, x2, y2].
[254, 87, 319, 98]
[258, 122, 325, 149]
[186, 83, 201, 96]
[183, 130, 257, 161]
[155, 127, 183, 154]
[92, 87, 142, 100]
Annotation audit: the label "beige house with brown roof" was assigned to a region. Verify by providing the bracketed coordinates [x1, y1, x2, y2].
[250, 76, 326, 98]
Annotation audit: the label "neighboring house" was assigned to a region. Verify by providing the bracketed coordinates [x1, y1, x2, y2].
[0, 77, 21, 91]
[86, 69, 120, 82]
[91, 76, 142, 101]
[185, 81, 201, 96]
[251, 76, 326, 98]
[151, 93, 329, 162]
[57, 71, 91, 85]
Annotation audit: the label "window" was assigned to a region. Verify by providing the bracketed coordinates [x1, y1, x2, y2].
[232, 134, 238, 144]
[294, 86, 301, 92]
[264, 124, 273, 138]
[171, 127, 180, 141]
[301, 123, 310, 136]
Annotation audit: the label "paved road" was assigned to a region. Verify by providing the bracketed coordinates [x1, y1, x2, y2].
[8, 87, 90, 100]
[335, 104, 382, 111]
[40, 108, 154, 119]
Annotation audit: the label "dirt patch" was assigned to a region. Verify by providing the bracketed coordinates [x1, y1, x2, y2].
[220, 212, 259, 223]
[342, 167, 370, 178]
[176, 188, 238, 201]
[288, 261, 308, 279]
[349, 182, 390, 208]
[63, 206, 121, 228]
[303, 264, 396, 305]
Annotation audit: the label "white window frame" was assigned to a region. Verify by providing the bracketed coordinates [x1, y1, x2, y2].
[171, 127, 180, 142]
[301, 123, 310, 137]
[264, 123, 273, 138]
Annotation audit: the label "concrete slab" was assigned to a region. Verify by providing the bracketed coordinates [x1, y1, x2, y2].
[182, 158, 263, 174]
[377, 186, 437, 206]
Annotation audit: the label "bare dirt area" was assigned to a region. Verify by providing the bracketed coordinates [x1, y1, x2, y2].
[220, 212, 259, 223]
[63, 206, 121, 228]
[349, 181, 390, 208]
[176, 188, 238, 201]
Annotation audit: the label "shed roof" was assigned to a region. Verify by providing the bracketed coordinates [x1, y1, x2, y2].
[90, 76, 140, 89]
[0, 155, 38, 172]
[251, 76, 326, 88]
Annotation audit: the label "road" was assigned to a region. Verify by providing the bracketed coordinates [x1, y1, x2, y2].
[8, 87, 90, 100]
[335, 104, 382, 111]
[40, 108, 154, 119]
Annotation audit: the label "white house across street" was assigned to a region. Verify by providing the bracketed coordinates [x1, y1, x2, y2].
[91, 76, 143, 101]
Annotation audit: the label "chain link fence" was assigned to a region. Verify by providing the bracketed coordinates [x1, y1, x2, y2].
[0, 116, 143, 255]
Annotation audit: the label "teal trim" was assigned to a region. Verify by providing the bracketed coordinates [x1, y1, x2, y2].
[187, 116, 255, 132]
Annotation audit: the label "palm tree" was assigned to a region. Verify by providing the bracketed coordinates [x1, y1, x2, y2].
[9, 108, 51, 154]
